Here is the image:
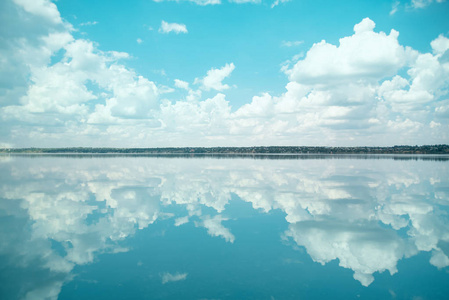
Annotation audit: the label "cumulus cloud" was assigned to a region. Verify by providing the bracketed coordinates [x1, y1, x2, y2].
[159, 21, 188, 34]
[174, 77, 209, 102]
[13, 0, 63, 24]
[378, 35, 449, 115]
[174, 79, 190, 90]
[194, 63, 235, 91]
[0, 0, 70, 109]
[158, 93, 231, 144]
[286, 18, 407, 85]
[227, 18, 449, 146]
[0, 0, 161, 137]
[1, 0, 448, 148]
[4, 37, 158, 123]
[431, 34, 449, 55]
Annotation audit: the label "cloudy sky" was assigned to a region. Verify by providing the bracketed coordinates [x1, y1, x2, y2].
[1, 0, 449, 147]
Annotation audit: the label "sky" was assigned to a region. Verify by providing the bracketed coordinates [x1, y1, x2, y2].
[1, 0, 449, 147]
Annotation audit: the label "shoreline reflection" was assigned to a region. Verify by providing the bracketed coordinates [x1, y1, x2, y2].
[3, 153, 449, 161]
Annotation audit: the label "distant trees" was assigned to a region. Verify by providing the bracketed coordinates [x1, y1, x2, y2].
[1, 145, 449, 154]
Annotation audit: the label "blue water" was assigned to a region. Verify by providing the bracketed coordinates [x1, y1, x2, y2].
[0, 155, 448, 299]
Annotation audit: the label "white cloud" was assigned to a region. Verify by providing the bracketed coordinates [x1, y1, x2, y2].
[161, 272, 188, 284]
[430, 250, 449, 268]
[286, 221, 410, 286]
[159, 21, 188, 34]
[234, 93, 275, 118]
[271, 0, 291, 8]
[430, 34, 449, 55]
[41, 32, 75, 52]
[13, 0, 62, 24]
[153, 0, 265, 4]
[0, 159, 165, 298]
[153, 0, 221, 5]
[200, 215, 235, 243]
[390, 1, 400, 15]
[390, 0, 445, 13]
[106, 71, 159, 119]
[0, 3, 162, 130]
[174, 79, 202, 101]
[286, 18, 407, 85]
[80, 21, 98, 26]
[229, 0, 261, 3]
[1, 1, 449, 148]
[378, 37, 449, 115]
[194, 63, 235, 91]
[137, 38, 143, 44]
[411, 0, 446, 9]
[158, 93, 231, 143]
[0, 1, 72, 110]
[281, 40, 303, 47]
[4, 35, 158, 123]
[174, 79, 190, 90]
[174, 216, 189, 226]
[412, 0, 431, 8]
[193, 0, 221, 3]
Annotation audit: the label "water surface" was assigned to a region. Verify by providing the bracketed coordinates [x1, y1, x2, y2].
[1, 155, 448, 299]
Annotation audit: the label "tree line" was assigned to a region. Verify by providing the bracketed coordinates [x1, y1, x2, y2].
[1, 145, 449, 154]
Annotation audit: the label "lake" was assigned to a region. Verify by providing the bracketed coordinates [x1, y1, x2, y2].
[1, 154, 449, 299]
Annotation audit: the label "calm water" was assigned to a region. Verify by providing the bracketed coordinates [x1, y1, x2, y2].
[1, 155, 449, 299]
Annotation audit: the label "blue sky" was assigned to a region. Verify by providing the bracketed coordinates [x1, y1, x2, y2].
[1, 0, 449, 147]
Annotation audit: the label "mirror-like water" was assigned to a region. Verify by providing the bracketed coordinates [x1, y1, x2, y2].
[1, 155, 448, 299]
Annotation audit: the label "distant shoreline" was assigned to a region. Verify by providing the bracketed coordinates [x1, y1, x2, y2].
[1, 145, 449, 155]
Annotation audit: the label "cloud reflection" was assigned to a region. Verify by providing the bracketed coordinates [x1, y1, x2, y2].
[0, 156, 448, 299]
[161, 272, 188, 284]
